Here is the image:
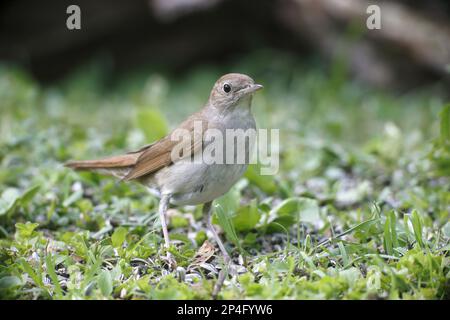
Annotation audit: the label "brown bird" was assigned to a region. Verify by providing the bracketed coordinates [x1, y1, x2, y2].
[65, 73, 263, 296]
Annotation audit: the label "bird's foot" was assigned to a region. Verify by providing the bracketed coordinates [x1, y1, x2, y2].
[161, 251, 177, 271]
[212, 256, 233, 299]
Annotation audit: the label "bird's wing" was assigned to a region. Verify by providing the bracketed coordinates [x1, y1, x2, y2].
[122, 111, 208, 181]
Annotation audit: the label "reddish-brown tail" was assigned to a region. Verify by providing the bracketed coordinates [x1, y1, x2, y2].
[64, 153, 140, 170]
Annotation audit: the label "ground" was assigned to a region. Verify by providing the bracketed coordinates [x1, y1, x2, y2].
[0, 52, 449, 299]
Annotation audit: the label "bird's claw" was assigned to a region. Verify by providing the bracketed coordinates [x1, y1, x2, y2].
[161, 252, 177, 270]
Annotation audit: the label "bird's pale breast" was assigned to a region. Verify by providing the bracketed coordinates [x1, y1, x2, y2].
[154, 102, 256, 206]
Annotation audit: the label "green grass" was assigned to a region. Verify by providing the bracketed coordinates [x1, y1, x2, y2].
[0, 51, 449, 299]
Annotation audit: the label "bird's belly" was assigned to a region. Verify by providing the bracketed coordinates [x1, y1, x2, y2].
[154, 161, 248, 206]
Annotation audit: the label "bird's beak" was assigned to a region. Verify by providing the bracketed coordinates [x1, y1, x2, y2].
[243, 83, 263, 95]
[252, 84, 264, 92]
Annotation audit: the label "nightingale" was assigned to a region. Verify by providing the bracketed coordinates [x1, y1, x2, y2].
[65, 73, 263, 294]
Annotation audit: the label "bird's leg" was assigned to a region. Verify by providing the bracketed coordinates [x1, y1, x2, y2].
[159, 194, 171, 248]
[203, 201, 231, 299]
[158, 194, 176, 269]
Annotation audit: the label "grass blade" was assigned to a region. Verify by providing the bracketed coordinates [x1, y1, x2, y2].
[384, 215, 393, 256]
[45, 254, 63, 298]
[411, 210, 424, 249]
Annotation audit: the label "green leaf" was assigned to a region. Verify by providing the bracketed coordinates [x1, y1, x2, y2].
[0, 185, 40, 219]
[169, 233, 190, 244]
[266, 215, 296, 233]
[272, 197, 320, 224]
[243, 232, 257, 245]
[19, 185, 41, 206]
[15, 222, 39, 239]
[244, 164, 277, 194]
[215, 183, 242, 216]
[442, 221, 450, 238]
[170, 215, 189, 228]
[232, 199, 261, 232]
[195, 230, 207, 246]
[0, 276, 22, 289]
[298, 198, 321, 224]
[135, 108, 168, 142]
[0, 188, 21, 216]
[97, 270, 113, 297]
[273, 198, 300, 216]
[267, 197, 321, 233]
[111, 227, 127, 248]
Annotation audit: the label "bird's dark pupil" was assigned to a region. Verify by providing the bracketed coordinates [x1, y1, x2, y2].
[224, 84, 231, 93]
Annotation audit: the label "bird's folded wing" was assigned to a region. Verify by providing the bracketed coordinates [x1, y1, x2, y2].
[123, 112, 208, 181]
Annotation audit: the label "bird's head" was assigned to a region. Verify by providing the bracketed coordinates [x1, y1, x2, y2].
[208, 73, 263, 109]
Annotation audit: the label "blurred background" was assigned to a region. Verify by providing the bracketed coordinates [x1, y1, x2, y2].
[1, 0, 449, 89]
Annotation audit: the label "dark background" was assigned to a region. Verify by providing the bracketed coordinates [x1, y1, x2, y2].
[1, 0, 450, 91]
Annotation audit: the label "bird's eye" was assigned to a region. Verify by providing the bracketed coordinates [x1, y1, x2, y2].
[223, 83, 231, 93]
